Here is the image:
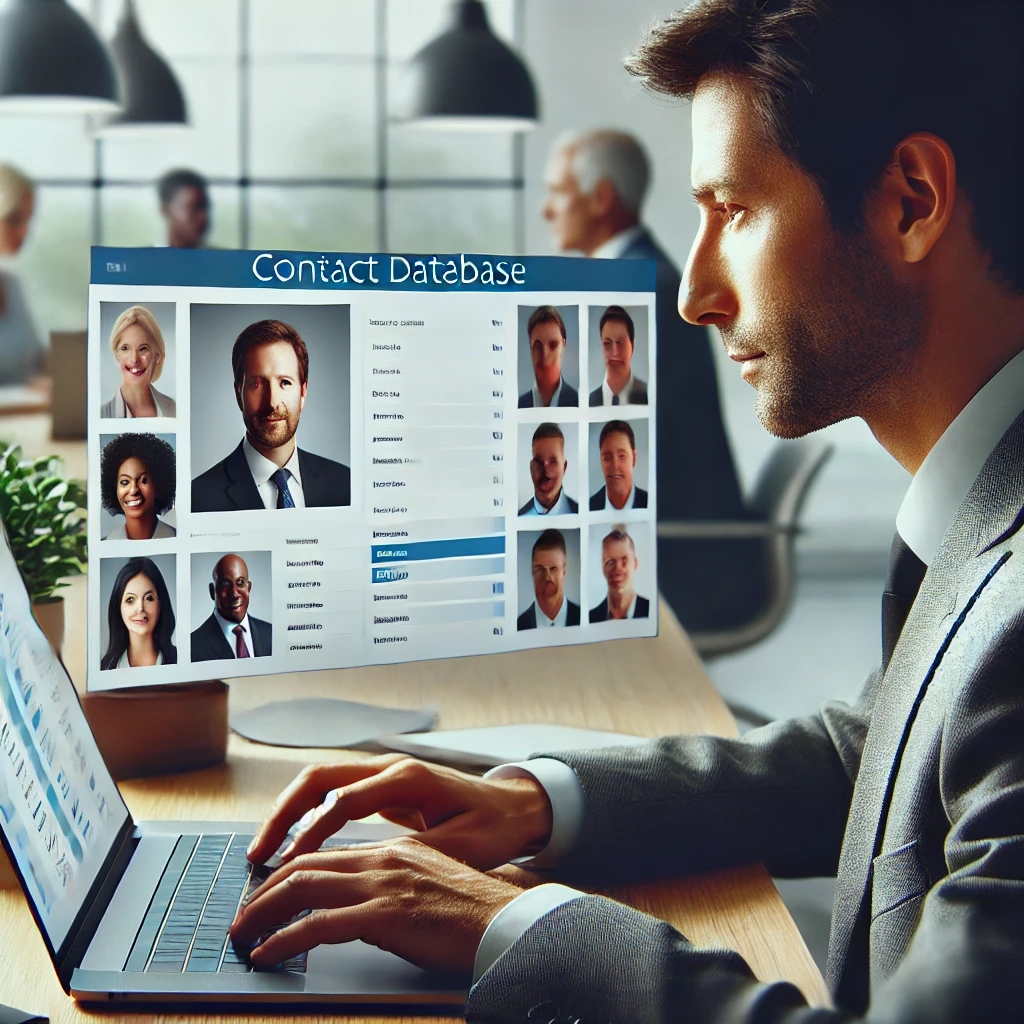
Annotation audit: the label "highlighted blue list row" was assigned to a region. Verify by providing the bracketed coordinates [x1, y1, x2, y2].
[371, 535, 505, 565]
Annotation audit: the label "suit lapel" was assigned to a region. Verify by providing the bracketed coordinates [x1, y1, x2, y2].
[828, 412, 1024, 997]
[224, 441, 263, 510]
[297, 449, 317, 506]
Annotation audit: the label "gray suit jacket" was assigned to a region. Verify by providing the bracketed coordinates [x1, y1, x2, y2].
[468, 412, 1024, 1021]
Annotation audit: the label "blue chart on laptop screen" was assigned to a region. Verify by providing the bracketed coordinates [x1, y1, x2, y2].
[0, 526, 129, 952]
[86, 247, 658, 692]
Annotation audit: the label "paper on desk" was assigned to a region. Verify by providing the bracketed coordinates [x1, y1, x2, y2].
[373, 723, 648, 771]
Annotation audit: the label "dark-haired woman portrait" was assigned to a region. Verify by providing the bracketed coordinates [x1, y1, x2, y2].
[101, 432, 176, 540]
[100, 557, 177, 670]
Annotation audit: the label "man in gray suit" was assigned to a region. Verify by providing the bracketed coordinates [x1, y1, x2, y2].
[231, 2, 1024, 1020]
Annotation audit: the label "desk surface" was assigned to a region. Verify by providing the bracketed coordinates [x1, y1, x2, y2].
[0, 415, 830, 1020]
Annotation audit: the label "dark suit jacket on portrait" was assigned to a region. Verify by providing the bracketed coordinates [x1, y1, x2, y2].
[517, 494, 579, 516]
[190, 612, 273, 663]
[589, 485, 648, 511]
[518, 381, 579, 408]
[468, 412, 1024, 1022]
[516, 600, 581, 630]
[191, 440, 351, 512]
[589, 594, 650, 622]
[588, 378, 648, 406]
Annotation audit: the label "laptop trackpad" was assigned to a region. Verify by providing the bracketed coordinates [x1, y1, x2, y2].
[305, 940, 465, 998]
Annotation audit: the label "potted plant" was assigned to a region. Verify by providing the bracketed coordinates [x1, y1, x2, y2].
[0, 442, 87, 652]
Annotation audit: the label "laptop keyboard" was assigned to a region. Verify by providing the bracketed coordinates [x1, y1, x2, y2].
[126, 833, 307, 975]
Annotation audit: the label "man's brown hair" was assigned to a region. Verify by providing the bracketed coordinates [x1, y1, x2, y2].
[532, 422, 565, 446]
[600, 305, 635, 344]
[527, 305, 567, 341]
[625, 0, 1024, 293]
[232, 320, 309, 393]
[532, 528, 567, 559]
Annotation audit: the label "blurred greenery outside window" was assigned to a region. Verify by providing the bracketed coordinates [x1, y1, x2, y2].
[0, 0, 521, 334]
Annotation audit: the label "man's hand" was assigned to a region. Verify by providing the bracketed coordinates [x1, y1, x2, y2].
[229, 837, 523, 973]
[245, 753, 553, 871]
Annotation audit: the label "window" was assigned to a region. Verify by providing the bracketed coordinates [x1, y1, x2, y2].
[0, 0, 525, 331]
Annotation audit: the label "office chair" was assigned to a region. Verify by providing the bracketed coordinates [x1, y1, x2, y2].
[657, 436, 834, 664]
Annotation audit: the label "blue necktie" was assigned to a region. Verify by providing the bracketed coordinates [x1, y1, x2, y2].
[271, 468, 295, 509]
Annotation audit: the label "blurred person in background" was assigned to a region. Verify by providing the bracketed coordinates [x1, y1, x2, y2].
[158, 168, 210, 249]
[0, 163, 45, 384]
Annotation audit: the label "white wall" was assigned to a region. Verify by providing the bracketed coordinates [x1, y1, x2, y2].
[522, 0, 908, 559]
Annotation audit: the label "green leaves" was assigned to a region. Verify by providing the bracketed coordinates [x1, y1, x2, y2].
[0, 442, 87, 605]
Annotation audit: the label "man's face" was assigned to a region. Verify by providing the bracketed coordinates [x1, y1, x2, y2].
[600, 431, 636, 495]
[530, 321, 566, 380]
[531, 546, 567, 607]
[541, 146, 595, 252]
[237, 340, 307, 451]
[682, 74, 924, 437]
[602, 538, 637, 595]
[530, 436, 567, 507]
[163, 185, 209, 249]
[211, 555, 251, 624]
[602, 320, 633, 376]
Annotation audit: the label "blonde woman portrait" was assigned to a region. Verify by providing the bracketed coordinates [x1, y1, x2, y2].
[100, 304, 176, 418]
[0, 163, 45, 384]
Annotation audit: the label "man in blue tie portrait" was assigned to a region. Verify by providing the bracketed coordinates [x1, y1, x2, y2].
[191, 319, 351, 512]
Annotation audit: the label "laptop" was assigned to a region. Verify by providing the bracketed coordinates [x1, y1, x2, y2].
[0, 522, 466, 1006]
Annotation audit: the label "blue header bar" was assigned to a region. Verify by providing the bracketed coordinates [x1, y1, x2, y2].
[91, 247, 655, 293]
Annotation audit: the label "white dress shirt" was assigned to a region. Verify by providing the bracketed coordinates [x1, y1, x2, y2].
[213, 608, 254, 658]
[105, 518, 176, 540]
[243, 437, 306, 510]
[523, 490, 574, 516]
[530, 376, 565, 409]
[116, 649, 164, 669]
[596, 483, 637, 511]
[474, 347, 1024, 983]
[590, 225, 644, 260]
[534, 598, 568, 628]
[600, 372, 636, 407]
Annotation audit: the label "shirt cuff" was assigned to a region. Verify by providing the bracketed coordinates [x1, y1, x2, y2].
[484, 757, 585, 868]
[472, 883, 585, 984]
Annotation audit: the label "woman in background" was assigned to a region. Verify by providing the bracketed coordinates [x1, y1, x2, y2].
[101, 432, 177, 539]
[101, 305, 176, 417]
[0, 163, 45, 384]
[100, 557, 177, 669]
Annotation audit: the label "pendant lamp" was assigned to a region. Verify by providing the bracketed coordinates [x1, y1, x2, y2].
[400, 0, 538, 132]
[97, 0, 187, 134]
[0, 0, 120, 114]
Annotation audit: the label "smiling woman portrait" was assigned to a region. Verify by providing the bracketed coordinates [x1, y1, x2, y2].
[100, 556, 177, 670]
[101, 305, 176, 418]
[101, 432, 177, 540]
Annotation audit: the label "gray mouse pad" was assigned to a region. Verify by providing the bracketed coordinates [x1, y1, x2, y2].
[229, 698, 437, 748]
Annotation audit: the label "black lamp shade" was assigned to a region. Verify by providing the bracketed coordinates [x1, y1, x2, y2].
[402, 0, 538, 131]
[0, 0, 120, 114]
[99, 0, 187, 133]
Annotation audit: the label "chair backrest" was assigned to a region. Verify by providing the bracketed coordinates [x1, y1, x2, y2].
[747, 438, 834, 527]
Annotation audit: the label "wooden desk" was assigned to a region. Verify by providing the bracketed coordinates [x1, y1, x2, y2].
[0, 416, 831, 1020]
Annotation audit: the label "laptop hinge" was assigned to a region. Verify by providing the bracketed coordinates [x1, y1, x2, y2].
[56, 819, 139, 992]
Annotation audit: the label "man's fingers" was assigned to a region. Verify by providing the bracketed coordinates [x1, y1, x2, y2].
[376, 807, 428, 832]
[247, 756, 409, 863]
[231, 865, 371, 944]
[248, 905, 376, 967]
[281, 763, 443, 861]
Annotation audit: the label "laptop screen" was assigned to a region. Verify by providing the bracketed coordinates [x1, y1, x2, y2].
[0, 521, 129, 953]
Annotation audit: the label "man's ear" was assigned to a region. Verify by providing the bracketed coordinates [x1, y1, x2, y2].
[234, 384, 244, 413]
[590, 178, 617, 218]
[631, 449, 638, 468]
[209, 583, 216, 602]
[299, 379, 308, 410]
[872, 132, 956, 265]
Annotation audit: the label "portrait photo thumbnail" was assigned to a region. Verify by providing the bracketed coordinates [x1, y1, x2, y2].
[516, 527, 581, 631]
[587, 521, 654, 623]
[587, 303, 649, 407]
[516, 421, 581, 517]
[99, 553, 178, 671]
[588, 417, 650, 512]
[189, 302, 351, 513]
[517, 303, 580, 409]
[99, 300, 177, 419]
[99, 431, 177, 541]
[190, 549, 273, 663]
